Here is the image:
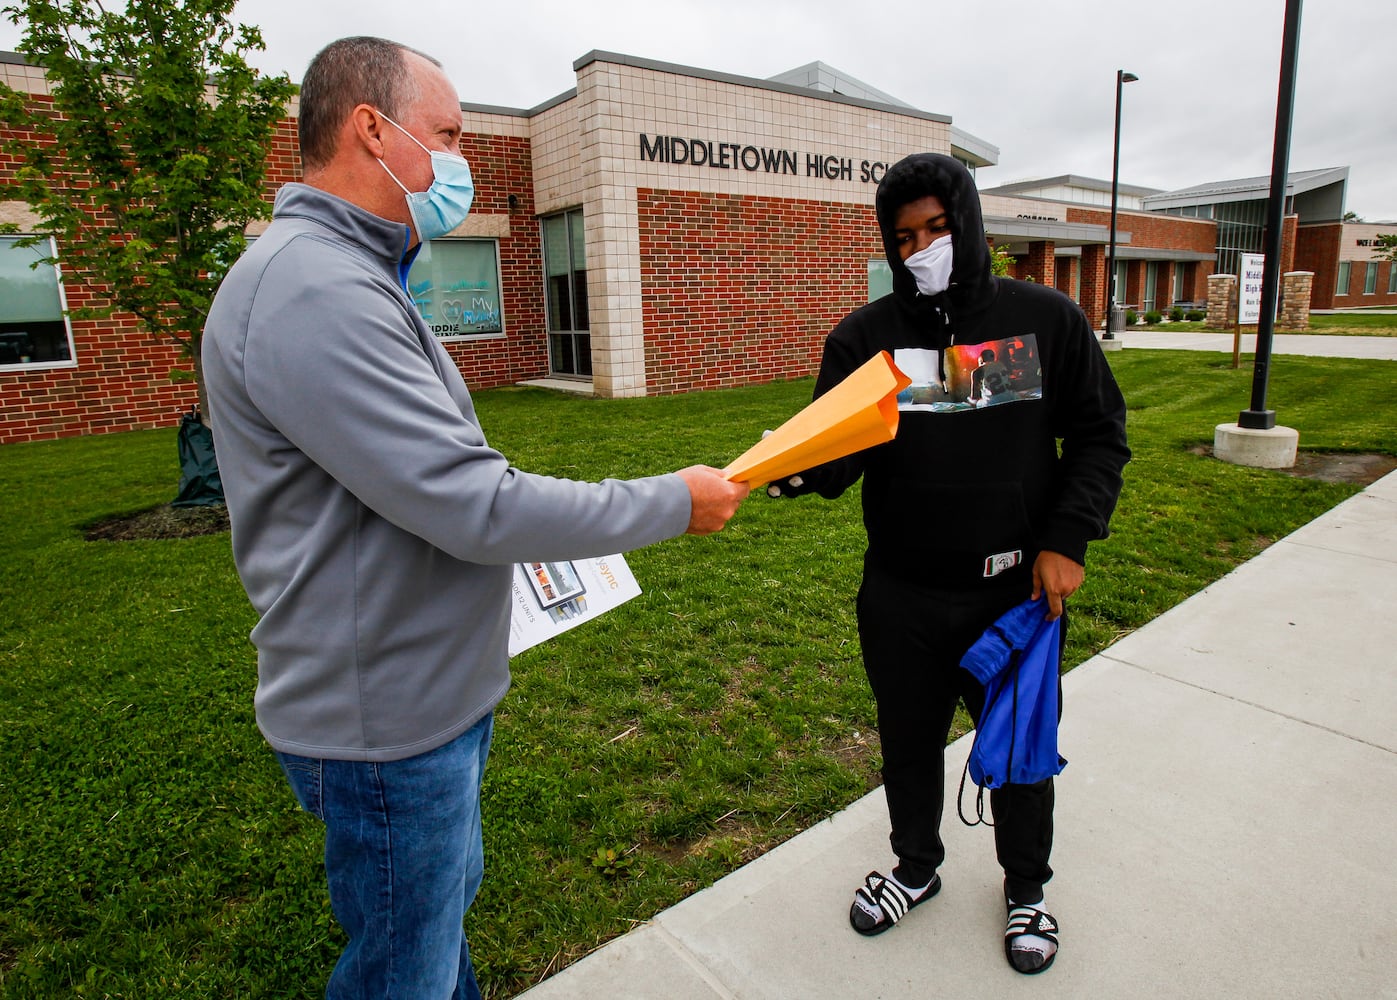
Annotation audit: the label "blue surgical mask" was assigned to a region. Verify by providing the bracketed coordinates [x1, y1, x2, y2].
[376, 111, 474, 242]
[904, 234, 954, 297]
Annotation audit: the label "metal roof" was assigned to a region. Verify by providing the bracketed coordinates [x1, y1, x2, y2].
[1142, 166, 1349, 209]
[980, 174, 1163, 199]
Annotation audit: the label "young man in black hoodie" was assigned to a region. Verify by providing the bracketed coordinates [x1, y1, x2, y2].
[771, 153, 1129, 974]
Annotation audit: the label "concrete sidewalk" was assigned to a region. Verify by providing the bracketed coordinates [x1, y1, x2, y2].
[1116, 329, 1397, 361]
[516, 470, 1397, 999]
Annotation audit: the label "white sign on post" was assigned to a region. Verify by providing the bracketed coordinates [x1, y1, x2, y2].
[1239, 253, 1265, 325]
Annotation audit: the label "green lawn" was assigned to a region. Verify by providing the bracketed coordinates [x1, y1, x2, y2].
[1308, 312, 1397, 335]
[2, 349, 1394, 998]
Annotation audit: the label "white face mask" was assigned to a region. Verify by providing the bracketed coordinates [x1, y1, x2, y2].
[903, 234, 954, 296]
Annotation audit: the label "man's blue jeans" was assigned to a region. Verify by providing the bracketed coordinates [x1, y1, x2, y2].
[276, 714, 494, 1000]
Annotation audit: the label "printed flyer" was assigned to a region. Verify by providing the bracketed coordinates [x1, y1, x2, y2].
[507, 553, 641, 657]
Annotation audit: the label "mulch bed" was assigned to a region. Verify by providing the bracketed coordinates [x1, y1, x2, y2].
[85, 503, 230, 541]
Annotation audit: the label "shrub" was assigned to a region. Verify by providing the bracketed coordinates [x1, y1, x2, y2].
[1170, 307, 1185, 322]
[1186, 309, 1206, 322]
[1145, 310, 1163, 325]
[1125, 309, 1138, 326]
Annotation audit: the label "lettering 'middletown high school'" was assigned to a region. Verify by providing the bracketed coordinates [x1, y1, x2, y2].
[1, 50, 1392, 443]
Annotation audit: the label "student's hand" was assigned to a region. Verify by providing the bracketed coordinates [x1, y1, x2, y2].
[766, 475, 803, 498]
[676, 466, 749, 535]
[1032, 550, 1084, 620]
[756, 431, 808, 498]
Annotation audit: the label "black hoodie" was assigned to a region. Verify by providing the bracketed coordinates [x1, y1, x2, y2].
[791, 153, 1129, 591]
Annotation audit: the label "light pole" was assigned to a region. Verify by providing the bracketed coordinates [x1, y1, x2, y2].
[1239, 0, 1302, 430]
[1103, 70, 1138, 341]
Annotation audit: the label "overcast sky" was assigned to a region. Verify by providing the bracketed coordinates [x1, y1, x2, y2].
[4, 0, 1395, 222]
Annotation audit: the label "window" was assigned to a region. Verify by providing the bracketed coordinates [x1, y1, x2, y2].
[406, 239, 503, 339]
[867, 259, 892, 301]
[542, 209, 589, 377]
[1173, 262, 1186, 302]
[1336, 261, 1351, 296]
[1364, 261, 1378, 295]
[1389, 264, 1397, 295]
[1111, 259, 1129, 306]
[1, 236, 76, 368]
[1212, 200, 1266, 276]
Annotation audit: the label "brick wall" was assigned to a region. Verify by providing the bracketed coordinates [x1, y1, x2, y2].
[1280, 215, 1298, 277]
[1053, 255, 1075, 298]
[437, 133, 546, 390]
[1025, 241, 1055, 286]
[1333, 258, 1397, 308]
[1080, 244, 1106, 328]
[2, 101, 543, 443]
[1067, 206, 1218, 255]
[1068, 206, 1217, 318]
[2, 94, 201, 444]
[637, 188, 878, 394]
[1180, 261, 1210, 304]
[1124, 262, 1145, 313]
[1295, 224, 1341, 308]
[1295, 223, 1397, 309]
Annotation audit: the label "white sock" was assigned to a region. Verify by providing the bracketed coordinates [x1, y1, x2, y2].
[1007, 896, 1057, 959]
[890, 872, 933, 898]
[854, 871, 933, 920]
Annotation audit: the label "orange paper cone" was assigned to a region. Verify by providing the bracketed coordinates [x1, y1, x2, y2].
[723, 351, 911, 487]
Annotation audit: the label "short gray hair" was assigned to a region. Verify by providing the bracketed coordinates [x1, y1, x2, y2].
[297, 36, 441, 171]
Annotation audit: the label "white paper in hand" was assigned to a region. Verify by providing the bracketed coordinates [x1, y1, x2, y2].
[507, 554, 641, 656]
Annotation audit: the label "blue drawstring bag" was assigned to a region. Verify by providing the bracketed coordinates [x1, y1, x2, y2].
[961, 596, 1066, 790]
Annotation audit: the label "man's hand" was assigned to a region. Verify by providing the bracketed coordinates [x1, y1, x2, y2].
[1032, 550, 1084, 621]
[676, 466, 750, 535]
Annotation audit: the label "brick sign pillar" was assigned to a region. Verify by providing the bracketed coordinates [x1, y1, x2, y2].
[1280, 271, 1313, 330]
[1207, 273, 1237, 329]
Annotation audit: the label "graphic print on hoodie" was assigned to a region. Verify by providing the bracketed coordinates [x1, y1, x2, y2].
[894, 336, 1043, 413]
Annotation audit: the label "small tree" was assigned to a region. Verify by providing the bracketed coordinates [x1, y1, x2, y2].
[0, 0, 295, 423]
[1375, 233, 1397, 263]
[988, 240, 1013, 277]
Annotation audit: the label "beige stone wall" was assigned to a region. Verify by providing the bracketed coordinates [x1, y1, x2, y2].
[560, 56, 953, 396]
[0, 200, 42, 229]
[1338, 223, 1397, 263]
[0, 59, 50, 95]
[530, 99, 585, 215]
[460, 109, 529, 140]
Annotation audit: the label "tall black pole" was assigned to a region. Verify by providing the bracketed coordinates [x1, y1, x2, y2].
[1104, 70, 1136, 340]
[1239, 0, 1303, 430]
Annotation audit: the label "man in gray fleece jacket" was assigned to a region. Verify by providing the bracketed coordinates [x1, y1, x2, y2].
[202, 35, 748, 1000]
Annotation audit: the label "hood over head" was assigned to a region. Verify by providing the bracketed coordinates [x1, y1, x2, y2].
[876, 153, 993, 306]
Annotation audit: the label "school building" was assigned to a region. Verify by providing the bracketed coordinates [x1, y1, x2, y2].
[2, 49, 1390, 444]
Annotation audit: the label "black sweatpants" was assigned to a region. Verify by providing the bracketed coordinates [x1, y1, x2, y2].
[856, 564, 1058, 904]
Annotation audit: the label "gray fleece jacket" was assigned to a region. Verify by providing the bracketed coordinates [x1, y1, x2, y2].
[203, 183, 691, 762]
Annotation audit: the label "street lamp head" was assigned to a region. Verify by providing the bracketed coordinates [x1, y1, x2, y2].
[1121, 71, 1139, 83]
